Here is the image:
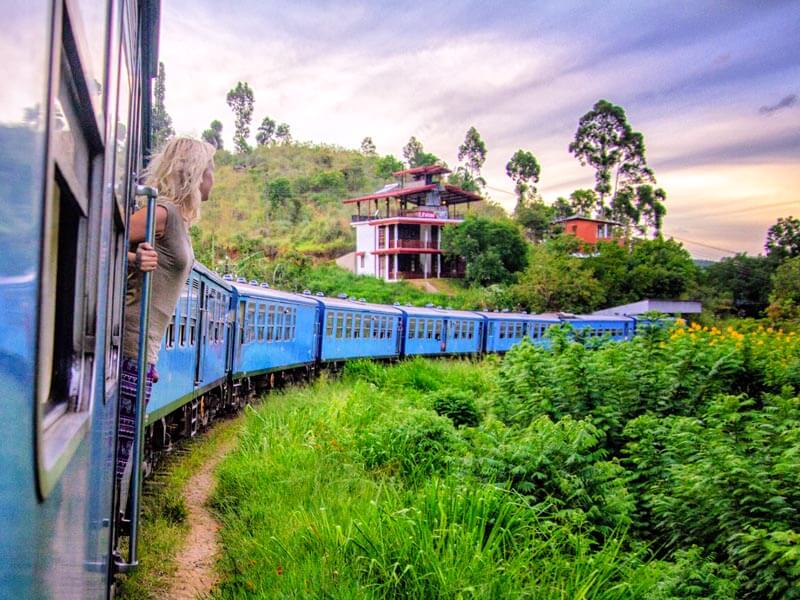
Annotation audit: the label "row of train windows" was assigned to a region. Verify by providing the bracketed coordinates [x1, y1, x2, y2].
[448, 319, 477, 340]
[494, 322, 553, 340]
[242, 303, 298, 344]
[325, 312, 396, 340]
[407, 318, 442, 341]
[580, 327, 628, 338]
[165, 282, 229, 349]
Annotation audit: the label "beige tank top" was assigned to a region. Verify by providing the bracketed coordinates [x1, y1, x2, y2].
[123, 200, 194, 364]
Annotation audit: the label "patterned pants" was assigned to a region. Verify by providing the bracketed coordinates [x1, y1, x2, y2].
[116, 357, 156, 503]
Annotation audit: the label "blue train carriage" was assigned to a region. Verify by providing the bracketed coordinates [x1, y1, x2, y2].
[556, 313, 636, 341]
[317, 296, 403, 363]
[230, 280, 321, 392]
[145, 263, 233, 452]
[397, 305, 484, 357]
[477, 311, 559, 353]
[0, 0, 161, 597]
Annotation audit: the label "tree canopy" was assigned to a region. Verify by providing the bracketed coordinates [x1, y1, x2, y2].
[456, 126, 487, 190]
[569, 99, 666, 235]
[360, 137, 376, 155]
[765, 216, 800, 260]
[151, 62, 174, 149]
[256, 117, 276, 146]
[201, 119, 223, 149]
[441, 216, 528, 286]
[275, 123, 292, 145]
[506, 149, 540, 200]
[226, 81, 255, 153]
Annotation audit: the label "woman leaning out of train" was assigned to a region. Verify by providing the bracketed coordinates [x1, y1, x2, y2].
[117, 137, 216, 503]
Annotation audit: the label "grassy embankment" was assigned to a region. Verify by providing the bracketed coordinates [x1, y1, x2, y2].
[210, 323, 800, 599]
[117, 415, 243, 600]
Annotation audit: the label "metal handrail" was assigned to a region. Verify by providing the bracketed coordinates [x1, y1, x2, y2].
[116, 184, 158, 573]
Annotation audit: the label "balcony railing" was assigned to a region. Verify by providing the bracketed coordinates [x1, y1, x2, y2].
[351, 209, 464, 222]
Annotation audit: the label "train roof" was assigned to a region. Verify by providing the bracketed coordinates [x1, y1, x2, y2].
[230, 281, 321, 307]
[396, 305, 483, 319]
[314, 296, 404, 315]
[552, 313, 635, 323]
[193, 262, 234, 291]
[475, 311, 561, 322]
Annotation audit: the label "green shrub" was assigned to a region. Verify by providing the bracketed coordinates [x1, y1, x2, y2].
[357, 409, 462, 480]
[430, 389, 481, 427]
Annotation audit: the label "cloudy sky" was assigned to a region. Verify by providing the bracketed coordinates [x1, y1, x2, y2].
[160, 0, 800, 259]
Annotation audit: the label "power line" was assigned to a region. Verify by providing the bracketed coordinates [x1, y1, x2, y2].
[663, 233, 739, 255]
[677, 199, 799, 220]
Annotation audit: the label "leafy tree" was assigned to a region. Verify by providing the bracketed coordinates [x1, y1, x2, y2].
[513, 198, 552, 242]
[265, 176, 301, 223]
[552, 197, 574, 219]
[626, 237, 697, 299]
[704, 254, 776, 317]
[151, 62, 174, 148]
[441, 216, 528, 286]
[569, 99, 666, 233]
[765, 216, 800, 260]
[510, 242, 605, 313]
[375, 154, 404, 179]
[275, 122, 292, 145]
[568, 189, 598, 216]
[256, 116, 276, 146]
[584, 240, 631, 307]
[767, 255, 800, 320]
[360, 136, 376, 155]
[201, 119, 223, 149]
[226, 81, 255, 153]
[505, 149, 540, 200]
[402, 136, 424, 166]
[457, 126, 487, 189]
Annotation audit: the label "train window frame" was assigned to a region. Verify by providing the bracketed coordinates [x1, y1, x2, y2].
[344, 313, 353, 339]
[335, 312, 343, 339]
[246, 302, 256, 344]
[274, 306, 283, 342]
[325, 311, 334, 337]
[353, 313, 361, 339]
[179, 279, 190, 346]
[256, 303, 266, 342]
[283, 307, 291, 340]
[36, 0, 113, 499]
[408, 318, 415, 339]
[189, 279, 200, 346]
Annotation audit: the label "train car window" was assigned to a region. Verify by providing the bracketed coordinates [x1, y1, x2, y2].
[383, 316, 390, 339]
[238, 300, 246, 346]
[416, 319, 423, 339]
[517, 322, 524, 338]
[362, 315, 370, 339]
[335, 312, 343, 339]
[470, 321, 475, 339]
[180, 279, 190, 346]
[325, 312, 334, 337]
[189, 279, 200, 345]
[488, 323, 494, 337]
[425, 320, 433, 339]
[274, 306, 283, 342]
[499, 323, 506, 339]
[283, 307, 291, 340]
[257, 304, 266, 342]
[434, 320, 442, 341]
[266, 305, 275, 341]
[246, 303, 256, 344]
[344, 313, 353, 339]
[165, 315, 176, 349]
[292, 307, 297, 340]
[453, 321, 460, 340]
[408, 318, 415, 339]
[354, 313, 361, 338]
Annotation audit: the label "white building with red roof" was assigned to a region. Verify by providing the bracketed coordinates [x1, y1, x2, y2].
[345, 165, 482, 281]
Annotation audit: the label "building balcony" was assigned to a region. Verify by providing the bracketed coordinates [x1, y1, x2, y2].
[351, 208, 466, 223]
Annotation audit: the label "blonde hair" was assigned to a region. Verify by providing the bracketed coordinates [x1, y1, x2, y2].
[144, 137, 216, 225]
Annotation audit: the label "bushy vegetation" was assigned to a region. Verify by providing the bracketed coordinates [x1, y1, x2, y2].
[211, 323, 800, 598]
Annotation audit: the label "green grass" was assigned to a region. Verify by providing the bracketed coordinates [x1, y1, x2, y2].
[209, 359, 664, 599]
[117, 415, 243, 600]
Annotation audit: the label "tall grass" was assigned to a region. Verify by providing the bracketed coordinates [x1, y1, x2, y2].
[210, 360, 663, 599]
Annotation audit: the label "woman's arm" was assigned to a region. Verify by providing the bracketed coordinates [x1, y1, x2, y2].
[129, 204, 168, 243]
[129, 205, 168, 272]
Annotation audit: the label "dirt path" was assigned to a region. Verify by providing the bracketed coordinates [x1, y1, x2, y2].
[166, 438, 236, 600]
